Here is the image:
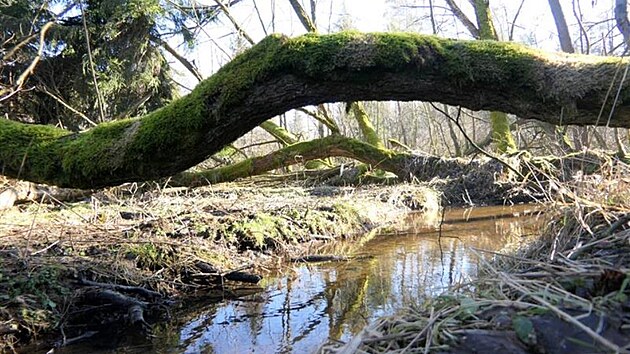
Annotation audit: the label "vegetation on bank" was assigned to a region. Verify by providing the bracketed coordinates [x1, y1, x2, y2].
[3, 1, 630, 353]
[325, 158, 630, 354]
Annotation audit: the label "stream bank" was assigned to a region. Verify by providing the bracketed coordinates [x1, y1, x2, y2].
[0, 181, 440, 352]
[330, 164, 630, 354]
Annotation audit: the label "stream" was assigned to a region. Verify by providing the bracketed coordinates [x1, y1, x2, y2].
[56, 204, 543, 354]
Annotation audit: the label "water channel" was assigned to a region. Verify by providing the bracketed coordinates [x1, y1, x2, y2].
[58, 204, 543, 354]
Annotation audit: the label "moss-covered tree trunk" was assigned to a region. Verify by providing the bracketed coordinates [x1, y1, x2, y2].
[288, 1, 382, 149]
[3, 32, 630, 188]
[350, 102, 385, 149]
[172, 135, 405, 186]
[472, 0, 517, 154]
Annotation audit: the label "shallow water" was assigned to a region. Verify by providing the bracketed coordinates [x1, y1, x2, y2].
[56, 205, 542, 354]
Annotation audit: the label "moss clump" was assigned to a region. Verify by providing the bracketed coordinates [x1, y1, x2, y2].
[442, 39, 541, 90]
[230, 213, 281, 250]
[126, 243, 175, 270]
[0, 119, 70, 184]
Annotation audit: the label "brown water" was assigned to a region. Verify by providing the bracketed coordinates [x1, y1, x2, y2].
[56, 205, 543, 354]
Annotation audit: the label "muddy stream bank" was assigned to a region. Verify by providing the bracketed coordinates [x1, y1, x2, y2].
[51, 205, 541, 354]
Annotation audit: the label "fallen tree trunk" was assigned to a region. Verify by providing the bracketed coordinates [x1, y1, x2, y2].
[2, 32, 630, 188]
[172, 135, 407, 186]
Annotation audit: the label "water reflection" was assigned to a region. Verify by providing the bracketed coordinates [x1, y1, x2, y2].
[177, 205, 542, 354]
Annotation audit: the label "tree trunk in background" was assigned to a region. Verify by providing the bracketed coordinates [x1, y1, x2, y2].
[615, 0, 630, 49]
[259, 120, 299, 145]
[288, 0, 317, 32]
[173, 135, 402, 186]
[3, 32, 630, 188]
[614, 0, 630, 155]
[350, 102, 385, 149]
[472, 0, 517, 154]
[444, 0, 480, 38]
[545, 0, 577, 153]
[548, 0, 575, 53]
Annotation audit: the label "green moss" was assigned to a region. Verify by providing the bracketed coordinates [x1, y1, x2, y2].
[442, 39, 540, 89]
[231, 213, 281, 249]
[59, 119, 137, 180]
[373, 32, 445, 68]
[211, 200, 368, 251]
[351, 102, 384, 148]
[126, 243, 175, 270]
[193, 34, 287, 110]
[0, 119, 70, 181]
[472, 0, 499, 40]
[331, 203, 361, 226]
[490, 111, 517, 153]
[280, 31, 363, 74]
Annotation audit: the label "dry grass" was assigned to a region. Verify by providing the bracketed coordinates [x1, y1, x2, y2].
[322, 156, 630, 354]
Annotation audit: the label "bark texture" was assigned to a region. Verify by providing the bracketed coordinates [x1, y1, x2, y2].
[2, 32, 630, 188]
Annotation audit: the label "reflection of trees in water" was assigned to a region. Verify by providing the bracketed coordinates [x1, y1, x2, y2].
[240, 287, 269, 347]
[326, 258, 377, 339]
[281, 276, 293, 352]
[175, 303, 221, 353]
[176, 209, 543, 353]
[276, 269, 331, 349]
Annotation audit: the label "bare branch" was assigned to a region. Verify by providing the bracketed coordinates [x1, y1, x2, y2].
[509, 0, 526, 42]
[0, 22, 54, 101]
[288, 0, 318, 33]
[444, 0, 480, 38]
[151, 34, 204, 82]
[213, 0, 255, 44]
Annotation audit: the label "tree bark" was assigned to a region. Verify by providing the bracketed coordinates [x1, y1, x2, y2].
[2, 32, 630, 188]
[546, 0, 576, 152]
[349, 102, 385, 149]
[615, 0, 630, 50]
[444, 0, 480, 38]
[288, 0, 317, 33]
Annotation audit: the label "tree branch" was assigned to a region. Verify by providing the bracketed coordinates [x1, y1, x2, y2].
[151, 35, 204, 82]
[288, 0, 318, 33]
[172, 135, 405, 186]
[444, 0, 480, 38]
[213, 0, 255, 44]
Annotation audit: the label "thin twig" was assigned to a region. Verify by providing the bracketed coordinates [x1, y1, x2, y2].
[431, 104, 525, 179]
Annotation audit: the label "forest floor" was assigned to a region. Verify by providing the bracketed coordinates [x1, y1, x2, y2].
[0, 176, 442, 352]
[325, 161, 630, 354]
